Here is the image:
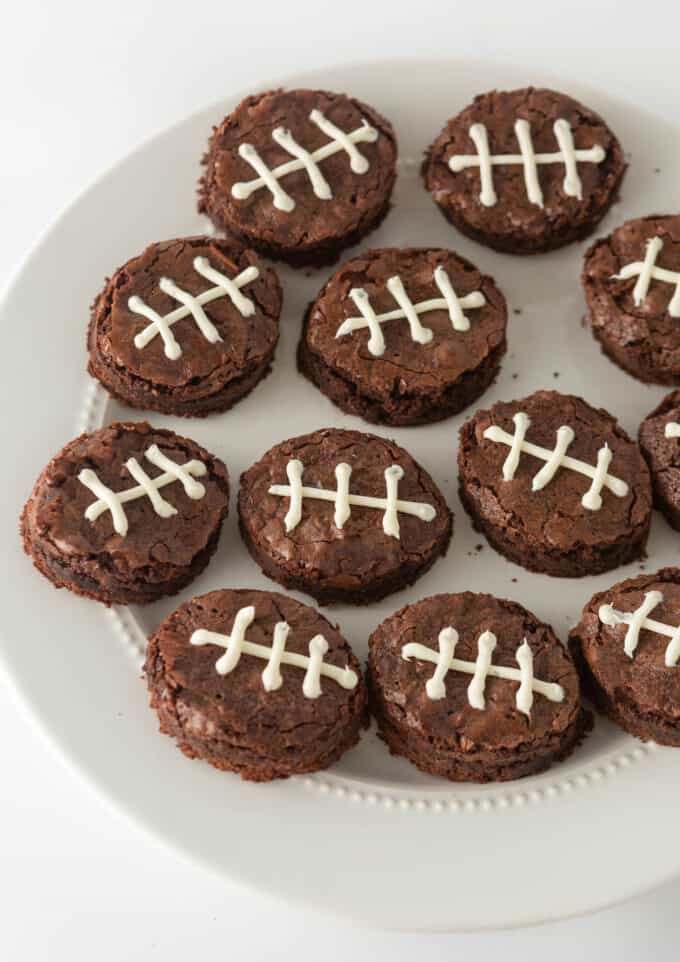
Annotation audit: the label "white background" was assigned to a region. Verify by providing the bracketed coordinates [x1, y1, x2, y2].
[2, 1, 679, 957]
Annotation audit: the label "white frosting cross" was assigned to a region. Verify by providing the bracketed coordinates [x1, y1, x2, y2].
[190, 605, 358, 699]
[268, 459, 436, 540]
[449, 117, 606, 208]
[231, 108, 378, 212]
[78, 444, 207, 537]
[128, 256, 259, 360]
[612, 236, 680, 318]
[335, 266, 486, 357]
[599, 590, 680, 667]
[402, 628, 564, 716]
[665, 422, 680, 439]
[483, 411, 628, 511]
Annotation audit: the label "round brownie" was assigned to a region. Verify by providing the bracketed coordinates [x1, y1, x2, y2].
[297, 247, 507, 426]
[569, 568, 680, 746]
[21, 422, 229, 605]
[583, 215, 680, 384]
[458, 390, 652, 577]
[144, 588, 367, 781]
[639, 389, 680, 530]
[198, 88, 397, 267]
[238, 428, 452, 605]
[87, 236, 281, 417]
[368, 592, 590, 782]
[423, 87, 625, 254]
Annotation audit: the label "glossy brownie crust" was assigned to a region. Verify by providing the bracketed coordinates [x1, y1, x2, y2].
[199, 88, 397, 267]
[368, 592, 590, 782]
[145, 588, 368, 780]
[238, 428, 452, 605]
[639, 389, 680, 530]
[569, 569, 680, 746]
[583, 216, 680, 385]
[297, 247, 507, 426]
[88, 236, 281, 417]
[21, 422, 230, 605]
[423, 87, 625, 254]
[458, 391, 652, 577]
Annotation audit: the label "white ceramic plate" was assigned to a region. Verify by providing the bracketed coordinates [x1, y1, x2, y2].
[3, 58, 680, 932]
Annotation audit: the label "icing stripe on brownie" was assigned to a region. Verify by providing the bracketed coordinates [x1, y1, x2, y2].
[402, 628, 564, 716]
[190, 604, 358, 698]
[336, 266, 486, 356]
[599, 590, 680, 667]
[483, 411, 628, 511]
[231, 109, 378, 212]
[79, 444, 207, 537]
[268, 459, 436, 539]
[449, 118, 605, 208]
[128, 256, 259, 360]
[613, 236, 680, 318]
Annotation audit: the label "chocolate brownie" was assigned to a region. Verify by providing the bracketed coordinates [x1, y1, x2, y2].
[423, 87, 625, 254]
[21, 422, 229, 605]
[238, 428, 452, 605]
[198, 88, 397, 267]
[368, 592, 590, 782]
[297, 247, 507, 426]
[583, 215, 680, 384]
[569, 569, 680, 746]
[458, 390, 652, 577]
[145, 588, 367, 781]
[639, 389, 680, 530]
[87, 237, 281, 417]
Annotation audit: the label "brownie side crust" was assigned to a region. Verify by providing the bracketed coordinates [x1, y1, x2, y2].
[298, 328, 505, 426]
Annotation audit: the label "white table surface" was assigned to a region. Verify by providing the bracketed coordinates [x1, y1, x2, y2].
[2, 2, 678, 956]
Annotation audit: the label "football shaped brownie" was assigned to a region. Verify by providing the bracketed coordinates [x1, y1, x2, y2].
[570, 568, 680, 746]
[298, 247, 507, 425]
[458, 391, 652, 577]
[199, 88, 397, 266]
[423, 87, 625, 254]
[639, 389, 680, 530]
[88, 236, 281, 417]
[145, 588, 367, 780]
[369, 592, 590, 782]
[583, 215, 680, 384]
[238, 428, 452, 605]
[21, 422, 229, 605]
